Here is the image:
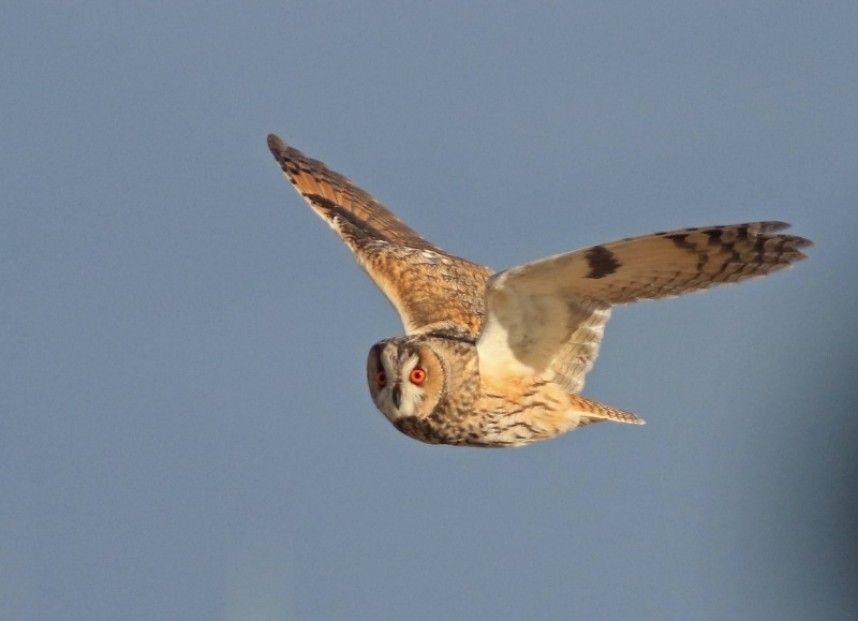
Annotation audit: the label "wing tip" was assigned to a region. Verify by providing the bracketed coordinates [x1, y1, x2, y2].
[267, 133, 286, 156]
[757, 220, 791, 232]
[266, 134, 311, 187]
[752, 222, 814, 251]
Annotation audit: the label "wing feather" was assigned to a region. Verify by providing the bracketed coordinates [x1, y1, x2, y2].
[267, 134, 492, 336]
[477, 222, 812, 392]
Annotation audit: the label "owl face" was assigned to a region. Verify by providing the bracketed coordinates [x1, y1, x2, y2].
[366, 337, 446, 424]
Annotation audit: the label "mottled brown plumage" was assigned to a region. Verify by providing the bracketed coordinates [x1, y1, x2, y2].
[267, 134, 491, 337]
[267, 133, 812, 447]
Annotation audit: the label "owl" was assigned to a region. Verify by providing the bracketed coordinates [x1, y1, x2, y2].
[267, 134, 811, 448]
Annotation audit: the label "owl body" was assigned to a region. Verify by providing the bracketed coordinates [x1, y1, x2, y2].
[367, 332, 642, 447]
[267, 134, 812, 448]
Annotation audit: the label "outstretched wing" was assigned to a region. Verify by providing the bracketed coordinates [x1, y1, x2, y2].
[476, 221, 812, 393]
[267, 134, 492, 337]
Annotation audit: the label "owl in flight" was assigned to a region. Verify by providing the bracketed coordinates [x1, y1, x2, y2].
[267, 134, 811, 448]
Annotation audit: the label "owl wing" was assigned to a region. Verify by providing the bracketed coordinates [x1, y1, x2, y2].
[476, 222, 812, 393]
[268, 134, 492, 337]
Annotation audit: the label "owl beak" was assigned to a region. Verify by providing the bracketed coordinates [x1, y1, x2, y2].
[391, 384, 402, 409]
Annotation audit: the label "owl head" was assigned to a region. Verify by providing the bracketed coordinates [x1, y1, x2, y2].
[366, 336, 447, 425]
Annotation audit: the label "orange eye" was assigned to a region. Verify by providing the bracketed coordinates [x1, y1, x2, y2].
[409, 368, 427, 385]
[375, 370, 387, 386]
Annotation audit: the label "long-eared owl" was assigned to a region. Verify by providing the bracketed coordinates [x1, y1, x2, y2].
[267, 134, 811, 447]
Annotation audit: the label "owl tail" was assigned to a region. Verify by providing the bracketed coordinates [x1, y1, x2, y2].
[569, 394, 646, 426]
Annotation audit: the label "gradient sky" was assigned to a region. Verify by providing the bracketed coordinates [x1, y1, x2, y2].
[3, 2, 857, 620]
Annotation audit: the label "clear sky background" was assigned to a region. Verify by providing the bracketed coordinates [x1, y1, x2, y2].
[2, 2, 857, 620]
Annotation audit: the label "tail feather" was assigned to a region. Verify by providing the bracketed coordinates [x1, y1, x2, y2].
[570, 394, 646, 426]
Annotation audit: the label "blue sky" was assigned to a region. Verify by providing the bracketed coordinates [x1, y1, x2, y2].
[2, 2, 857, 619]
